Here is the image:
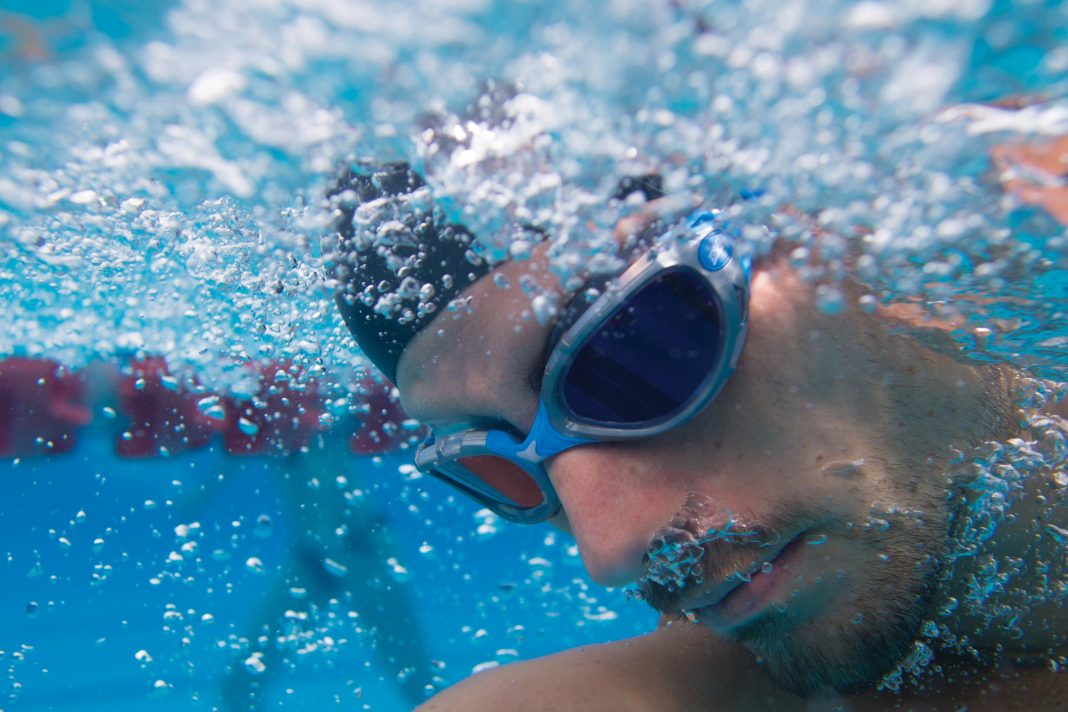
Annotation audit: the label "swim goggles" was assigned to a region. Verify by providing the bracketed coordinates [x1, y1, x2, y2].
[414, 210, 751, 524]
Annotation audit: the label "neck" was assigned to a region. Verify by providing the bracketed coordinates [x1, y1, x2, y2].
[933, 367, 1068, 665]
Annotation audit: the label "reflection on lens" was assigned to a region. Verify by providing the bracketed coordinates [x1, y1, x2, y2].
[562, 270, 721, 425]
[458, 455, 545, 508]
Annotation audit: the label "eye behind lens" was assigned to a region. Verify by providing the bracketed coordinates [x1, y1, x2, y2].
[457, 455, 545, 509]
[558, 268, 723, 428]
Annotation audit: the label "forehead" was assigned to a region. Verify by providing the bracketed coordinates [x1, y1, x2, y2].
[395, 246, 565, 426]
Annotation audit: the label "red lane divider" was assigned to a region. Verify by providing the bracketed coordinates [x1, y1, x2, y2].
[0, 357, 413, 460]
[0, 358, 91, 457]
[222, 362, 325, 456]
[349, 376, 410, 454]
[115, 357, 224, 458]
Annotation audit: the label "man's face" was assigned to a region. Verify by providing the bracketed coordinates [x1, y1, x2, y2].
[396, 248, 989, 695]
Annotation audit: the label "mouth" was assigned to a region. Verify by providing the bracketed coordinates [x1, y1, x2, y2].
[679, 531, 810, 632]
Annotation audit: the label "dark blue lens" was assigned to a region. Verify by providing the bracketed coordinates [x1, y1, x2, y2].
[561, 270, 721, 425]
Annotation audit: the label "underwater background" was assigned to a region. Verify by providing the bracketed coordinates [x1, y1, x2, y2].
[2, 0, 1067, 709]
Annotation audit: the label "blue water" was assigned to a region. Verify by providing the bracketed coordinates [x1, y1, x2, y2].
[2, 439, 654, 709]
[2, 0, 1067, 709]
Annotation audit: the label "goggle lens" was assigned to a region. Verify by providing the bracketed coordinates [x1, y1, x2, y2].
[456, 455, 545, 509]
[561, 269, 721, 425]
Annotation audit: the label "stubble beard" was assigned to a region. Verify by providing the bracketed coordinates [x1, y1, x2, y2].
[732, 473, 954, 698]
[731, 526, 945, 697]
[641, 473, 954, 698]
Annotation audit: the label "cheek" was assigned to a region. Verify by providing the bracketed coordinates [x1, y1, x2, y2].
[639, 410, 884, 530]
[547, 445, 700, 578]
[555, 446, 688, 512]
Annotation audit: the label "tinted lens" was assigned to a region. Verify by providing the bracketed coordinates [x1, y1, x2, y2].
[562, 270, 721, 425]
[457, 455, 545, 509]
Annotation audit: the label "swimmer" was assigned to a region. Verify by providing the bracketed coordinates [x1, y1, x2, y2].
[218, 436, 435, 711]
[196, 365, 435, 710]
[328, 153, 1068, 709]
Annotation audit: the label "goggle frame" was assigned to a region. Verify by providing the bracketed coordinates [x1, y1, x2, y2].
[414, 210, 752, 523]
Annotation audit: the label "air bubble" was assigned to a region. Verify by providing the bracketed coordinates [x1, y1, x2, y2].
[815, 284, 844, 316]
[237, 417, 259, 436]
[509, 240, 532, 259]
[821, 459, 865, 477]
[196, 396, 226, 420]
[531, 293, 559, 325]
[322, 558, 348, 577]
[243, 652, 267, 675]
[1044, 523, 1068, 544]
[253, 515, 273, 539]
[387, 557, 411, 582]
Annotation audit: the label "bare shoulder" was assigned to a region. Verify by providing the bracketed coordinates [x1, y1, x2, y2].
[417, 622, 802, 712]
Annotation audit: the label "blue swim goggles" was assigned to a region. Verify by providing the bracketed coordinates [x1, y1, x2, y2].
[414, 210, 752, 524]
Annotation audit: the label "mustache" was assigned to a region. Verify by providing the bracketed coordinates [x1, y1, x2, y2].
[635, 494, 815, 615]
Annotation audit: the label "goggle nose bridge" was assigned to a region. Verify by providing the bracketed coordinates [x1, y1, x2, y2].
[510, 400, 594, 464]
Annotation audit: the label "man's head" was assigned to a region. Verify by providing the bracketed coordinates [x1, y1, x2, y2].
[331, 163, 1011, 696]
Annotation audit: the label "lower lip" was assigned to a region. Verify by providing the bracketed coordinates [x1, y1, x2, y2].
[695, 534, 807, 632]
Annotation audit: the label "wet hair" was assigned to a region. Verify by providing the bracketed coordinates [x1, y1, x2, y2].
[611, 173, 665, 202]
[328, 162, 670, 382]
[328, 161, 491, 383]
[328, 81, 531, 382]
[328, 80, 668, 382]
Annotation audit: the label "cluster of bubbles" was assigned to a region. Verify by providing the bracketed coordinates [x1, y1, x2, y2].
[951, 378, 1068, 618]
[1, 0, 1066, 391]
[874, 375, 1068, 692]
[640, 493, 764, 594]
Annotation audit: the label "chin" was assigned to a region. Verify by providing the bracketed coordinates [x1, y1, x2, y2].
[731, 554, 939, 698]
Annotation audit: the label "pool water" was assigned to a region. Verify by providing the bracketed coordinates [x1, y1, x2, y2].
[1, 0, 1067, 709]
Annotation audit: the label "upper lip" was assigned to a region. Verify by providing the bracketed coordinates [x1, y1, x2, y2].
[675, 532, 801, 613]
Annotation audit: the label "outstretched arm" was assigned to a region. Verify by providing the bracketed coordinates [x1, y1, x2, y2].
[418, 621, 801, 711]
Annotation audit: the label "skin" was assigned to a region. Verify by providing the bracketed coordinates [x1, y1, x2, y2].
[395, 235, 1068, 709]
[991, 133, 1068, 227]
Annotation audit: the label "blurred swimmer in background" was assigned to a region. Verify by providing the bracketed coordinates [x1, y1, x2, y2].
[216, 364, 434, 710]
[328, 88, 1068, 709]
[0, 356, 433, 708]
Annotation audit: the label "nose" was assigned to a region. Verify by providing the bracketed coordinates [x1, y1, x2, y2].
[546, 444, 670, 587]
